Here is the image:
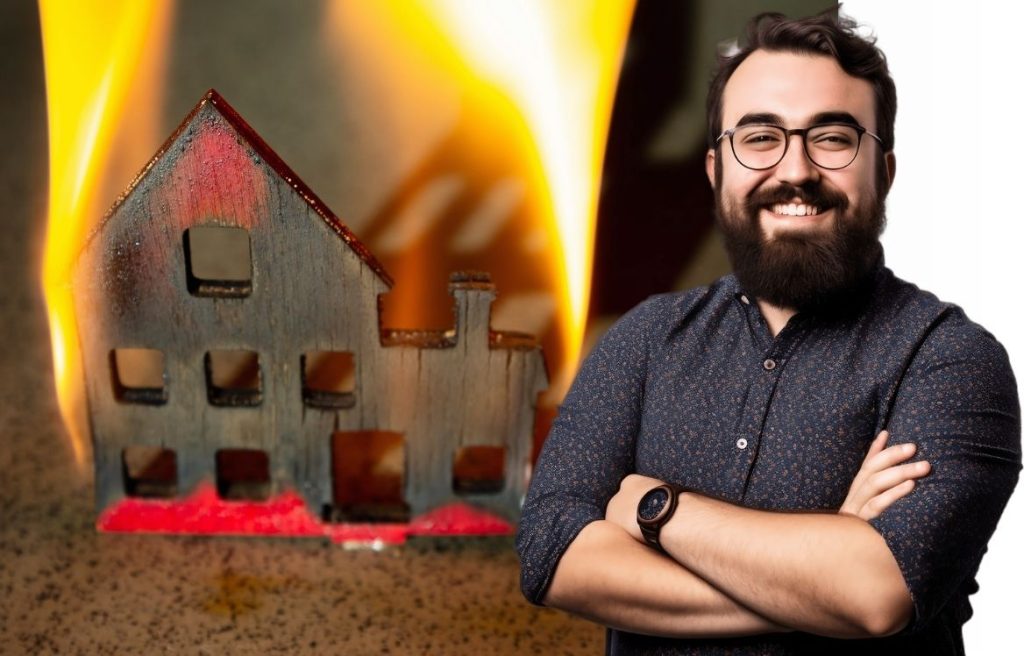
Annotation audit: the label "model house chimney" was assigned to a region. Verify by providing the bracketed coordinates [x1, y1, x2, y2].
[449, 272, 496, 352]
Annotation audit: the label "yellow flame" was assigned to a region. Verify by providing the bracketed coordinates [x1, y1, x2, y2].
[327, 0, 635, 396]
[423, 0, 634, 393]
[39, 0, 173, 466]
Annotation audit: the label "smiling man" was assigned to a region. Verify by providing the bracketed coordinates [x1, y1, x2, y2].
[516, 9, 1020, 655]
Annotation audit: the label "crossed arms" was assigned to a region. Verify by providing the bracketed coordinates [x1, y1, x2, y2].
[544, 431, 926, 639]
[518, 295, 1021, 644]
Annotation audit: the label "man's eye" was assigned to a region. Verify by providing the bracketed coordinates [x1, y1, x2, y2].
[811, 132, 855, 150]
[741, 132, 783, 150]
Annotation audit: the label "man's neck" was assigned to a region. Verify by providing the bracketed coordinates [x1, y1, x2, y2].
[758, 300, 797, 338]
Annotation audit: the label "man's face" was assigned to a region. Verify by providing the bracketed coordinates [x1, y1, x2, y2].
[707, 49, 893, 310]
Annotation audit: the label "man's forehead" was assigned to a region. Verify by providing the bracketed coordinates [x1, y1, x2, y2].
[721, 49, 876, 129]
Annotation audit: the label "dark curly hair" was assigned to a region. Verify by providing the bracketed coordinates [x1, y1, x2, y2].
[706, 8, 896, 152]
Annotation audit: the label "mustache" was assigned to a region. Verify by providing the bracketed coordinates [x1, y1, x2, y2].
[744, 182, 850, 215]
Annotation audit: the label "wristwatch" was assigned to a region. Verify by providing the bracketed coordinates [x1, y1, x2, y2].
[636, 483, 687, 550]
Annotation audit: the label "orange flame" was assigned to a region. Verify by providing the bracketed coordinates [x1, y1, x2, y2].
[39, 0, 174, 466]
[40, 1, 633, 470]
[326, 0, 635, 396]
[423, 0, 635, 393]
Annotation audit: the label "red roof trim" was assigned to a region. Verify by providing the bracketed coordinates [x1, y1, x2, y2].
[90, 89, 394, 287]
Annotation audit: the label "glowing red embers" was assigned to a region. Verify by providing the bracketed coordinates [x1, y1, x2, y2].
[96, 483, 512, 545]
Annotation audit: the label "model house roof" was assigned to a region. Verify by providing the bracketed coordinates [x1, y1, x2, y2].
[88, 89, 393, 288]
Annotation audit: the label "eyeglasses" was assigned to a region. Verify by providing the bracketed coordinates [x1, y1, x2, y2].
[716, 123, 884, 171]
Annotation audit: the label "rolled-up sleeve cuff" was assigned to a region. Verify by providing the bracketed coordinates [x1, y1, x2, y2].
[516, 494, 605, 605]
[866, 516, 929, 634]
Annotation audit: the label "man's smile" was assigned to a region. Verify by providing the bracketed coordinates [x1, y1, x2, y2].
[769, 202, 820, 217]
[759, 199, 832, 231]
[745, 184, 847, 231]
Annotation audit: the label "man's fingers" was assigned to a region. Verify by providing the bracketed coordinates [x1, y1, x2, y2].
[849, 432, 896, 489]
[865, 430, 889, 458]
[862, 479, 917, 520]
[843, 458, 931, 518]
[863, 442, 918, 474]
[843, 433, 927, 520]
[864, 460, 931, 496]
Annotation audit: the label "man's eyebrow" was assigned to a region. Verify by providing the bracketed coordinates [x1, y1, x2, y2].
[808, 111, 862, 127]
[735, 113, 783, 127]
[733, 111, 866, 128]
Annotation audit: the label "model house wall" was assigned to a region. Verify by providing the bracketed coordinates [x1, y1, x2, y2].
[73, 91, 547, 525]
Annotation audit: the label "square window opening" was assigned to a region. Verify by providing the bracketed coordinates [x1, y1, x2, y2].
[184, 225, 252, 297]
[110, 348, 168, 404]
[453, 446, 506, 495]
[329, 431, 408, 522]
[206, 350, 262, 407]
[215, 449, 271, 501]
[302, 351, 356, 409]
[122, 446, 177, 498]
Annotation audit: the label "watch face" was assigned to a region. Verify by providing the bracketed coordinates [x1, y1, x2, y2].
[638, 487, 670, 521]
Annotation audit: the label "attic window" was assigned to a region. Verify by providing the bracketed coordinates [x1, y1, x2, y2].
[205, 350, 262, 407]
[110, 348, 168, 404]
[215, 449, 271, 501]
[302, 351, 356, 409]
[184, 225, 252, 297]
[122, 446, 177, 498]
[453, 446, 506, 494]
[329, 431, 408, 522]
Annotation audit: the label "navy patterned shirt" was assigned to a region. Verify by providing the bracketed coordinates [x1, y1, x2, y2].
[517, 265, 1020, 655]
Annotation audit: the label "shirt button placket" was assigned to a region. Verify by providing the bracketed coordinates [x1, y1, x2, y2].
[732, 352, 784, 497]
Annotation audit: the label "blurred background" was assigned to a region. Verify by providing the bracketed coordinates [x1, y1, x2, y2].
[2, 0, 1019, 653]
[28, 0, 825, 467]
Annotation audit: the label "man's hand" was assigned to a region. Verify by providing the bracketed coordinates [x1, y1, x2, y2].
[605, 473, 665, 541]
[841, 430, 932, 520]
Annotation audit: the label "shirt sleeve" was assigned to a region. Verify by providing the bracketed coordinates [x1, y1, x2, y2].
[515, 298, 656, 605]
[869, 311, 1021, 633]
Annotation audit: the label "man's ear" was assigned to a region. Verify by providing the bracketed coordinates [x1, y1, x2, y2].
[706, 149, 716, 189]
[885, 151, 896, 189]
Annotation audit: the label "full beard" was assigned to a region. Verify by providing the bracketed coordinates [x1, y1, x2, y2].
[715, 178, 886, 312]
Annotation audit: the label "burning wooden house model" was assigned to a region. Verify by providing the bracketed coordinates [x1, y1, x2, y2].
[72, 90, 547, 543]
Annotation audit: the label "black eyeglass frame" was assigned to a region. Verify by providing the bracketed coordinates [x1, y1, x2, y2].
[715, 123, 885, 171]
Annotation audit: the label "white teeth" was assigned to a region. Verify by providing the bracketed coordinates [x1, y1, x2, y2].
[770, 203, 819, 216]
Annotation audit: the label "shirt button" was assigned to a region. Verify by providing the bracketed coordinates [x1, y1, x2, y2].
[740, 295, 750, 305]
[736, 438, 748, 449]
[763, 358, 777, 371]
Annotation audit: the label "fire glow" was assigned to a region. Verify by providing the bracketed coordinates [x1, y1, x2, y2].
[327, 0, 636, 396]
[39, 0, 174, 466]
[40, 1, 635, 469]
[405, 0, 635, 382]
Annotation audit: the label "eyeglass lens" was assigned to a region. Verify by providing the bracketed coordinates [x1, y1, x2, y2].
[730, 124, 862, 170]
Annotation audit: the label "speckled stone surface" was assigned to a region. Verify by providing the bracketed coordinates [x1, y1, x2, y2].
[0, 2, 601, 653]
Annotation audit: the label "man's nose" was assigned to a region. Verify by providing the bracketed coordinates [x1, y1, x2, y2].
[773, 135, 820, 185]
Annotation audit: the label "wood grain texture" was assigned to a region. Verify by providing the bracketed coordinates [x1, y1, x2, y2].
[73, 91, 547, 524]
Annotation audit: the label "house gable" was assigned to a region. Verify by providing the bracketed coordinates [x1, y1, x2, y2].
[83, 89, 392, 289]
